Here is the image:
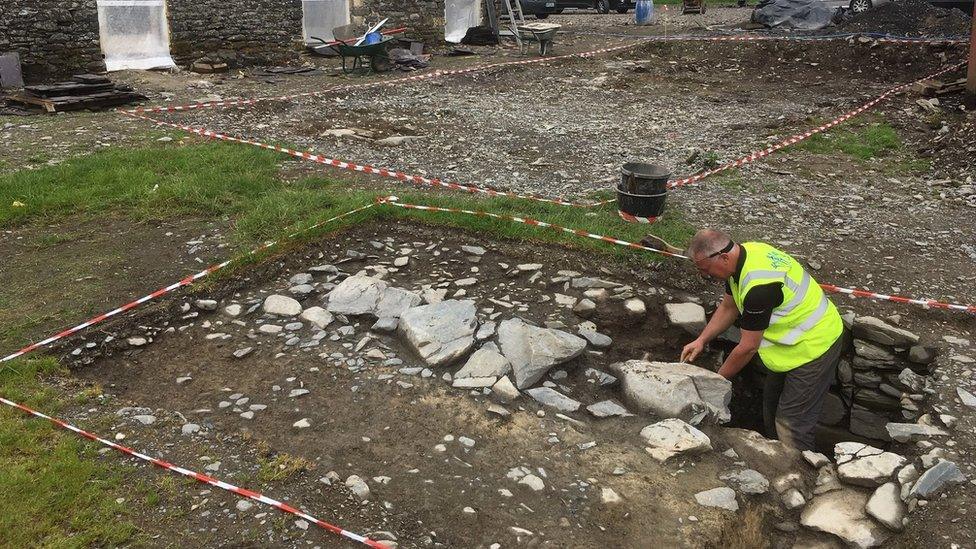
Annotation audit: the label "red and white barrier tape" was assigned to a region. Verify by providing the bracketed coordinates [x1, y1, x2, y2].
[380, 196, 976, 313]
[125, 58, 966, 219]
[569, 30, 969, 46]
[123, 42, 643, 114]
[666, 60, 967, 190]
[376, 195, 685, 258]
[0, 203, 376, 363]
[617, 211, 658, 224]
[126, 33, 967, 115]
[0, 395, 384, 547]
[122, 110, 616, 209]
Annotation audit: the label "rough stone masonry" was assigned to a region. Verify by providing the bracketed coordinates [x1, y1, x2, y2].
[0, 0, 449, 82]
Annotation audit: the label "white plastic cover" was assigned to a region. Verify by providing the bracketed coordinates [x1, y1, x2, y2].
[302, 0, 351, 44]
[97, 0, 175, 71]
[445, 0, 481, 43]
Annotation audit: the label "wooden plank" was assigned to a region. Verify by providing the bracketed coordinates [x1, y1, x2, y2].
[71, 74, 111, 84]
[3, 93, 56, 112]
[5, 90, 145, 112]
[24, 82, 115, 98]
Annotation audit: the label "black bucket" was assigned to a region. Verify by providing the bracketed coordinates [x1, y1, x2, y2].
[617, 184, 667, 218]
[621, 162, 670, 195]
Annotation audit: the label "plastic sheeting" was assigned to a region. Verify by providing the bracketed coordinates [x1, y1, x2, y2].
[302, 0, 351, 44]
[445, 0, 481, 44]
[97, 0, 175, 71]
[751, 0, 836, 30]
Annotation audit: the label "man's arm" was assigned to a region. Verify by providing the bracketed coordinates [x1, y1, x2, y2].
[714, 283, 783, 378]
[680, 294, 738, 363]
[717, 328, 763, 379]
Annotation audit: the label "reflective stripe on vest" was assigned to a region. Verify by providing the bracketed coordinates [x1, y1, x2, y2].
[729, 242, 843, 372]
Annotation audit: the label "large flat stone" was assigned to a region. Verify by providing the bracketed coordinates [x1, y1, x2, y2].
[525, 387, 581, 413]
[800, 489, 890, 548]
[664, 302, 706, 334]
[497, 318, 586, 389]
[263, 294, 302, 316]
[884, 422, 948, 443]
[694, 487, 738, 511]
[719, 469, 769, 495]
[853, 340, 896, 363]
[609, 360, 732, 423]
[398, 300, 478, 367]
[837, 448, 905, 488]
[849, 406, 892, 442]
[852, 316, 919, 347]
[910, 460, 966, 499]
[326, 275, 388, 315]
[640, 418, 712, 462]
[865, 482, 905, 532]
[455, 342, 512, 379]
[374, 287, 422, 319]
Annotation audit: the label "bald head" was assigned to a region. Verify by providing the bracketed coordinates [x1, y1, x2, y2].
[688, 229, 733, 260]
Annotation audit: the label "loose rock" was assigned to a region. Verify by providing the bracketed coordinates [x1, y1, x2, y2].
[640, 418, 712, 462]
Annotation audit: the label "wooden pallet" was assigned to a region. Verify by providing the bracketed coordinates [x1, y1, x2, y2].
[5, 90, 146, 113]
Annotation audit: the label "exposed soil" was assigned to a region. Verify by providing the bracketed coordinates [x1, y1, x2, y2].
[0, 215, 229, 353]
[837, 0, 973, 37]
[2, 10, 975, 548]
[65, 220, 755, 548]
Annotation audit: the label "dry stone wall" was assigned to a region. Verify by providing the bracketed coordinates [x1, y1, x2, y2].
[0, 0, 453, 83]
[351, 0, 448, 43]
[167, 0, 304, 66]
[0, 0, 103, 82]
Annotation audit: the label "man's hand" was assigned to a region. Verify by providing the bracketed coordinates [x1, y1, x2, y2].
[680, 339, 705, 363]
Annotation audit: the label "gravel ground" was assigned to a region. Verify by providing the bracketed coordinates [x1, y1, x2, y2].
[2, 10, 975, 547]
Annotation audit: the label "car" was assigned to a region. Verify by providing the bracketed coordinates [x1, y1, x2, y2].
[519, 0, 634, 18]
[818, 0, 889, 15]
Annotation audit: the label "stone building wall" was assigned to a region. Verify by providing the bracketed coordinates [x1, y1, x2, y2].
[0, 0, 103, 83]
[351, 0, 448, 44]
[166, 0, 304, 66]
[0, 0, 457, 83]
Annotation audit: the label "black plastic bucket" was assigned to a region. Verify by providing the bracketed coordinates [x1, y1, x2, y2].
[621, 162, 670, 195]
[617, 183, 667, 218]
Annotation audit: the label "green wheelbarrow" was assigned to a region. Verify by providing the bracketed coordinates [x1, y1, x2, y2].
[310, 34, 396, 75]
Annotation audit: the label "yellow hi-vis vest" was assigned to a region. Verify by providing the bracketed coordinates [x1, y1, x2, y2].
[728, 242, 843, 373]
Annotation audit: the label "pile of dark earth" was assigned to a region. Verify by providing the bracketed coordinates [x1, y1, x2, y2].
[836, 0, 972, 37]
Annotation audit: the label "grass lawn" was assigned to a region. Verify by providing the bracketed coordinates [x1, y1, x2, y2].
[0, 359, 140, 547]
[796, 122, 901, 159]
[0, 138, 695, 545]
[0, 141, 695, 258]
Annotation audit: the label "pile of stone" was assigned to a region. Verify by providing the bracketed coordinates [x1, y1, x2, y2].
[794, 442, 968, 547]
[826, 315, 942, 442]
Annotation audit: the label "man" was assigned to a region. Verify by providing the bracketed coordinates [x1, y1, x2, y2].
[678, 229, 844, 451]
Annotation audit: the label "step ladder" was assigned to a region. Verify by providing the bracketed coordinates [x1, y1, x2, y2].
[498, 0, 525, 50]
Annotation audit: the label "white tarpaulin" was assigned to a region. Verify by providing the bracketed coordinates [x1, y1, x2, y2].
[445, 0, 481, 43]
[97, 0, 175, 71]
[302, 0, 351, 44]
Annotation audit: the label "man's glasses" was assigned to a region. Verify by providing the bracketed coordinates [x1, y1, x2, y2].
[703, 240, 734, 259]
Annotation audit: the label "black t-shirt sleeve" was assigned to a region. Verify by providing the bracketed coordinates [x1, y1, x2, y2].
[739, 282, 784, 331]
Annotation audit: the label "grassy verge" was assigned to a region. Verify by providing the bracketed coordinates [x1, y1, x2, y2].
[795, 121, 901, 160]
[787, 119, 931, 176]
[0, 142, 695, 258]
[0, 358, 139, 547]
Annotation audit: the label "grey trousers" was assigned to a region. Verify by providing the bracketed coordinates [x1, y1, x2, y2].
[763, 335, 843, 452]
